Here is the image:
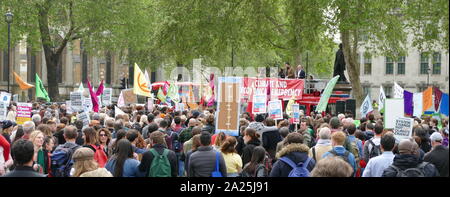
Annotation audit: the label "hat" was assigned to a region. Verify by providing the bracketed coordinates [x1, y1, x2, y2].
[430, 132, 443, 142]
[192, 111, 200, 118]
[72, 147, 95, 162]
[398, 139, 418, 154]
[1, 120, 14, 129]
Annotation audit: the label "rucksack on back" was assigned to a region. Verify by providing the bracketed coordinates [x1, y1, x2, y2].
[390, 162, 428, 177]
[349, 139, 360, 163]
[148, 148, 172, 177]
[51, 145, 75, 177]
[279, 157, 312, 177]
[169, 131, 182, 152]
[329, 150, 351, 164]
[368, 139, 382, 159]
[91, 144, 108, 168]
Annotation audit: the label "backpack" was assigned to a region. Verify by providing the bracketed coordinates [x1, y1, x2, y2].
[240, 164, 266, 177]
[211, 152, 223, 177]
[51, 144, 77, 177]
[390, 162, 429, 177]
[367, 139, 382, 159]
[278, 157, 312, 177]
[178, 127, 192, 144]
[148, 148, 172, 177]
[329, 150, 351, 164]
[91, 144, 108, 168]
[264, 152, 273, 173]
[169, 131, 182, 152]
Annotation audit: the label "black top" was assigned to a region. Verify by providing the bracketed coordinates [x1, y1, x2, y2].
[3, 166, 46, 177]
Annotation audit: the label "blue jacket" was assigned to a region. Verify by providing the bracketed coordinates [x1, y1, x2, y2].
[322, 146, 357, 174]
[270, 143, 315, 177]
[105, 158, 143, 177]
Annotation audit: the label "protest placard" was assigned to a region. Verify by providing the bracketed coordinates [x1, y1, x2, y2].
[16, 103, 32, 125]
[268, 100, 283, 120]
[70, 91, 83, 112]
[252, 95, 267, 114]
[394, 117, 414, 140]
[0, 92, 11, 106]
[384, 99, 404, 129]
[0, 101, 7, 121]
[77, 111, 90, 127]
[292, 104, 300, 124]
[122, 89, 137, 105]
[102, 88, 112, 106]
[216, 77, 241, 136]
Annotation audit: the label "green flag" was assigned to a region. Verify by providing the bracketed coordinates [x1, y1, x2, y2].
[157, 87, 166, 103]
[166, 82, 180, 103]
[316, 75, 340, 113]
[35, 74, 50, 102]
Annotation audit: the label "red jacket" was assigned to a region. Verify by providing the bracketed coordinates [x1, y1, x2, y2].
[0, 135, 10, 161]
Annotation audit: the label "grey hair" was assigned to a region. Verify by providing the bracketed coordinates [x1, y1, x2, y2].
[23, 121, 36, 135]
[32, 114, 41, 125]
[319, 127, 331, 140]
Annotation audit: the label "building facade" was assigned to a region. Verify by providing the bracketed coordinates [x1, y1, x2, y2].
[0, 40, 150, 101]
[357, 36, 449, 101]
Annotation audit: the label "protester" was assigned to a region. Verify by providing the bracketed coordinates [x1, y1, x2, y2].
[309, 127, 333, 162]
[310, 156, 353, 177]
[0, 134, 12, 176]
[82, 127, 108, 167]
[72, 147, 113, 177]
[188, 132, 227, 177]
[213, 132, 227, 151]
[424, 132, 449, 177]
[382, 138, 440, 177]
[51, 125, 81, 177]
[29, 130, 50, 174]
[139, 131, 177, 177]
[262, 118, 282, 160]
[241, 128, 261, 166]
[276, 127, 290, 153]
[3, 139, 46, 177]
[240, 146, 268, 177]
[270, 132, 315, 177]
[414, 127, 432, 153]
[362, 133, 396, 177]
[363, 123, 383, 163]
[184, 134, 201, 176]
[248, 114, 265, 133]
[220, 136, 243, 177]
[105, 139, 141, 177]
[97, 128, 112, 157]
[201, 115, 215, 134]
[322, 131, 357, 175]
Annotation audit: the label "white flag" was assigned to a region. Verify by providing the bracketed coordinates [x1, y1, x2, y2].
[144, 70, 151, 90]
[378, 86, 386, 111]
[360, 94, 374, 118]
[78, 83, 84, 93]
[413, 93, 423, 117]
[115, 106, 125, 116]
[394, 82, 404, 98]
[117, 91, 125, 107]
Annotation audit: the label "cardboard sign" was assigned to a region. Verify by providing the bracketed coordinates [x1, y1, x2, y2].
[292, 104, 300, 124]
[394, 117, 414, 140]
[252, 94, 267, 114]
[0, 92, 11, 106]
[70, 92, 83, 112]
[83, 96, 93, 112]
[16, 103, 32, 125]
[0, 101, 7, 121]
[77, 111, 90, 127]
[122, 89, 137, 105]
[268, 100, 283, 120]
[216, 77, 241, 136]
[384, 99, 405, 129]
[102, 88, 112, 106]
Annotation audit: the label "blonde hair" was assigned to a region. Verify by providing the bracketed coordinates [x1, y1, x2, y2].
[29, 130, 44, 149]
[310, 156, 353, 177]
[73, 159, 99, 177]
[331, 131, 346, 146]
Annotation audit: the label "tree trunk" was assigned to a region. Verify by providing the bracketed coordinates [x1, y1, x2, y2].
[341, 30, 364, 109]
[45, 54, 60, 101]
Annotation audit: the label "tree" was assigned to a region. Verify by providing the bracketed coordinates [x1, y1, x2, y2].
[1, 0, 154, 101]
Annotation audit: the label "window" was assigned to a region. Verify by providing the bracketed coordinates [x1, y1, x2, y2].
[397, 56, 405, 75]
[386, 57, 394, 75]
[432, 52, 441, 75]
[364, 55, 371, 75]
[420, 53, 429, 74]
[384, 86, 393, 98]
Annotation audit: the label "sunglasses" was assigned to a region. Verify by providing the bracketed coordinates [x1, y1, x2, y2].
[99, 134, 108, 137]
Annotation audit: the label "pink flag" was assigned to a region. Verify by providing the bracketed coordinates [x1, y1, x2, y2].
[207, 74, 215, 106]
[86, 80, 100, 112]
[96, 80, 105, 96]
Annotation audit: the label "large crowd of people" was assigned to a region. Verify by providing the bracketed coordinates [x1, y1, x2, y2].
[0, 101, 448, 177]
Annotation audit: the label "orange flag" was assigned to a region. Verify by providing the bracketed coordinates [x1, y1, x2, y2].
[14, 72, 34, 90]
[422, 87, 433, 112]
[187, 85, 198, 110]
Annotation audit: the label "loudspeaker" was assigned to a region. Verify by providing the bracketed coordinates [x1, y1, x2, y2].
[345, 99, 356, 117]
[336, 100, 346, 115]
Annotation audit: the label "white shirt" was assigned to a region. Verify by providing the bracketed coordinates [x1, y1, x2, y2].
[362, 151, 395, 177]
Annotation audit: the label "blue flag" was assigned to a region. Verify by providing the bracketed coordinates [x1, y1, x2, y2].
[439, 93, 449, 116]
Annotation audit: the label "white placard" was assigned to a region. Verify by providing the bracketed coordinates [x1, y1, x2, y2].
[70, 92, 83, 112]
[102, 88, 112, 106]
[394, 117, 414, 140]
[66, 101, 73, 114]
[268, 100, 283, 120]
[0, 92, 11, 106]
[384, 99, 405, 129]
[77, 111, 90, 126]
[0, 101, 7, 121]
[252, 95, 267, 114]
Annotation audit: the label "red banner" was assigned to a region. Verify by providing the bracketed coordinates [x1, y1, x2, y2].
[241, 78, 304, 100]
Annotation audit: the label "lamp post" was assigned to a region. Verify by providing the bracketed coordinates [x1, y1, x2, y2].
[427, 67, 431, 87]
[5, 10, 13, 93]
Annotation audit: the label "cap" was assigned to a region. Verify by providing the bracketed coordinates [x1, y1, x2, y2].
[430, 132, 443, 142]
[72, 147, 95, 162]
[1, 120, 14, 129]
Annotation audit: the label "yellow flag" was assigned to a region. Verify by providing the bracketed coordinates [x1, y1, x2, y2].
[133, 63, 152, 97]
[14, 72, 34, 90]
